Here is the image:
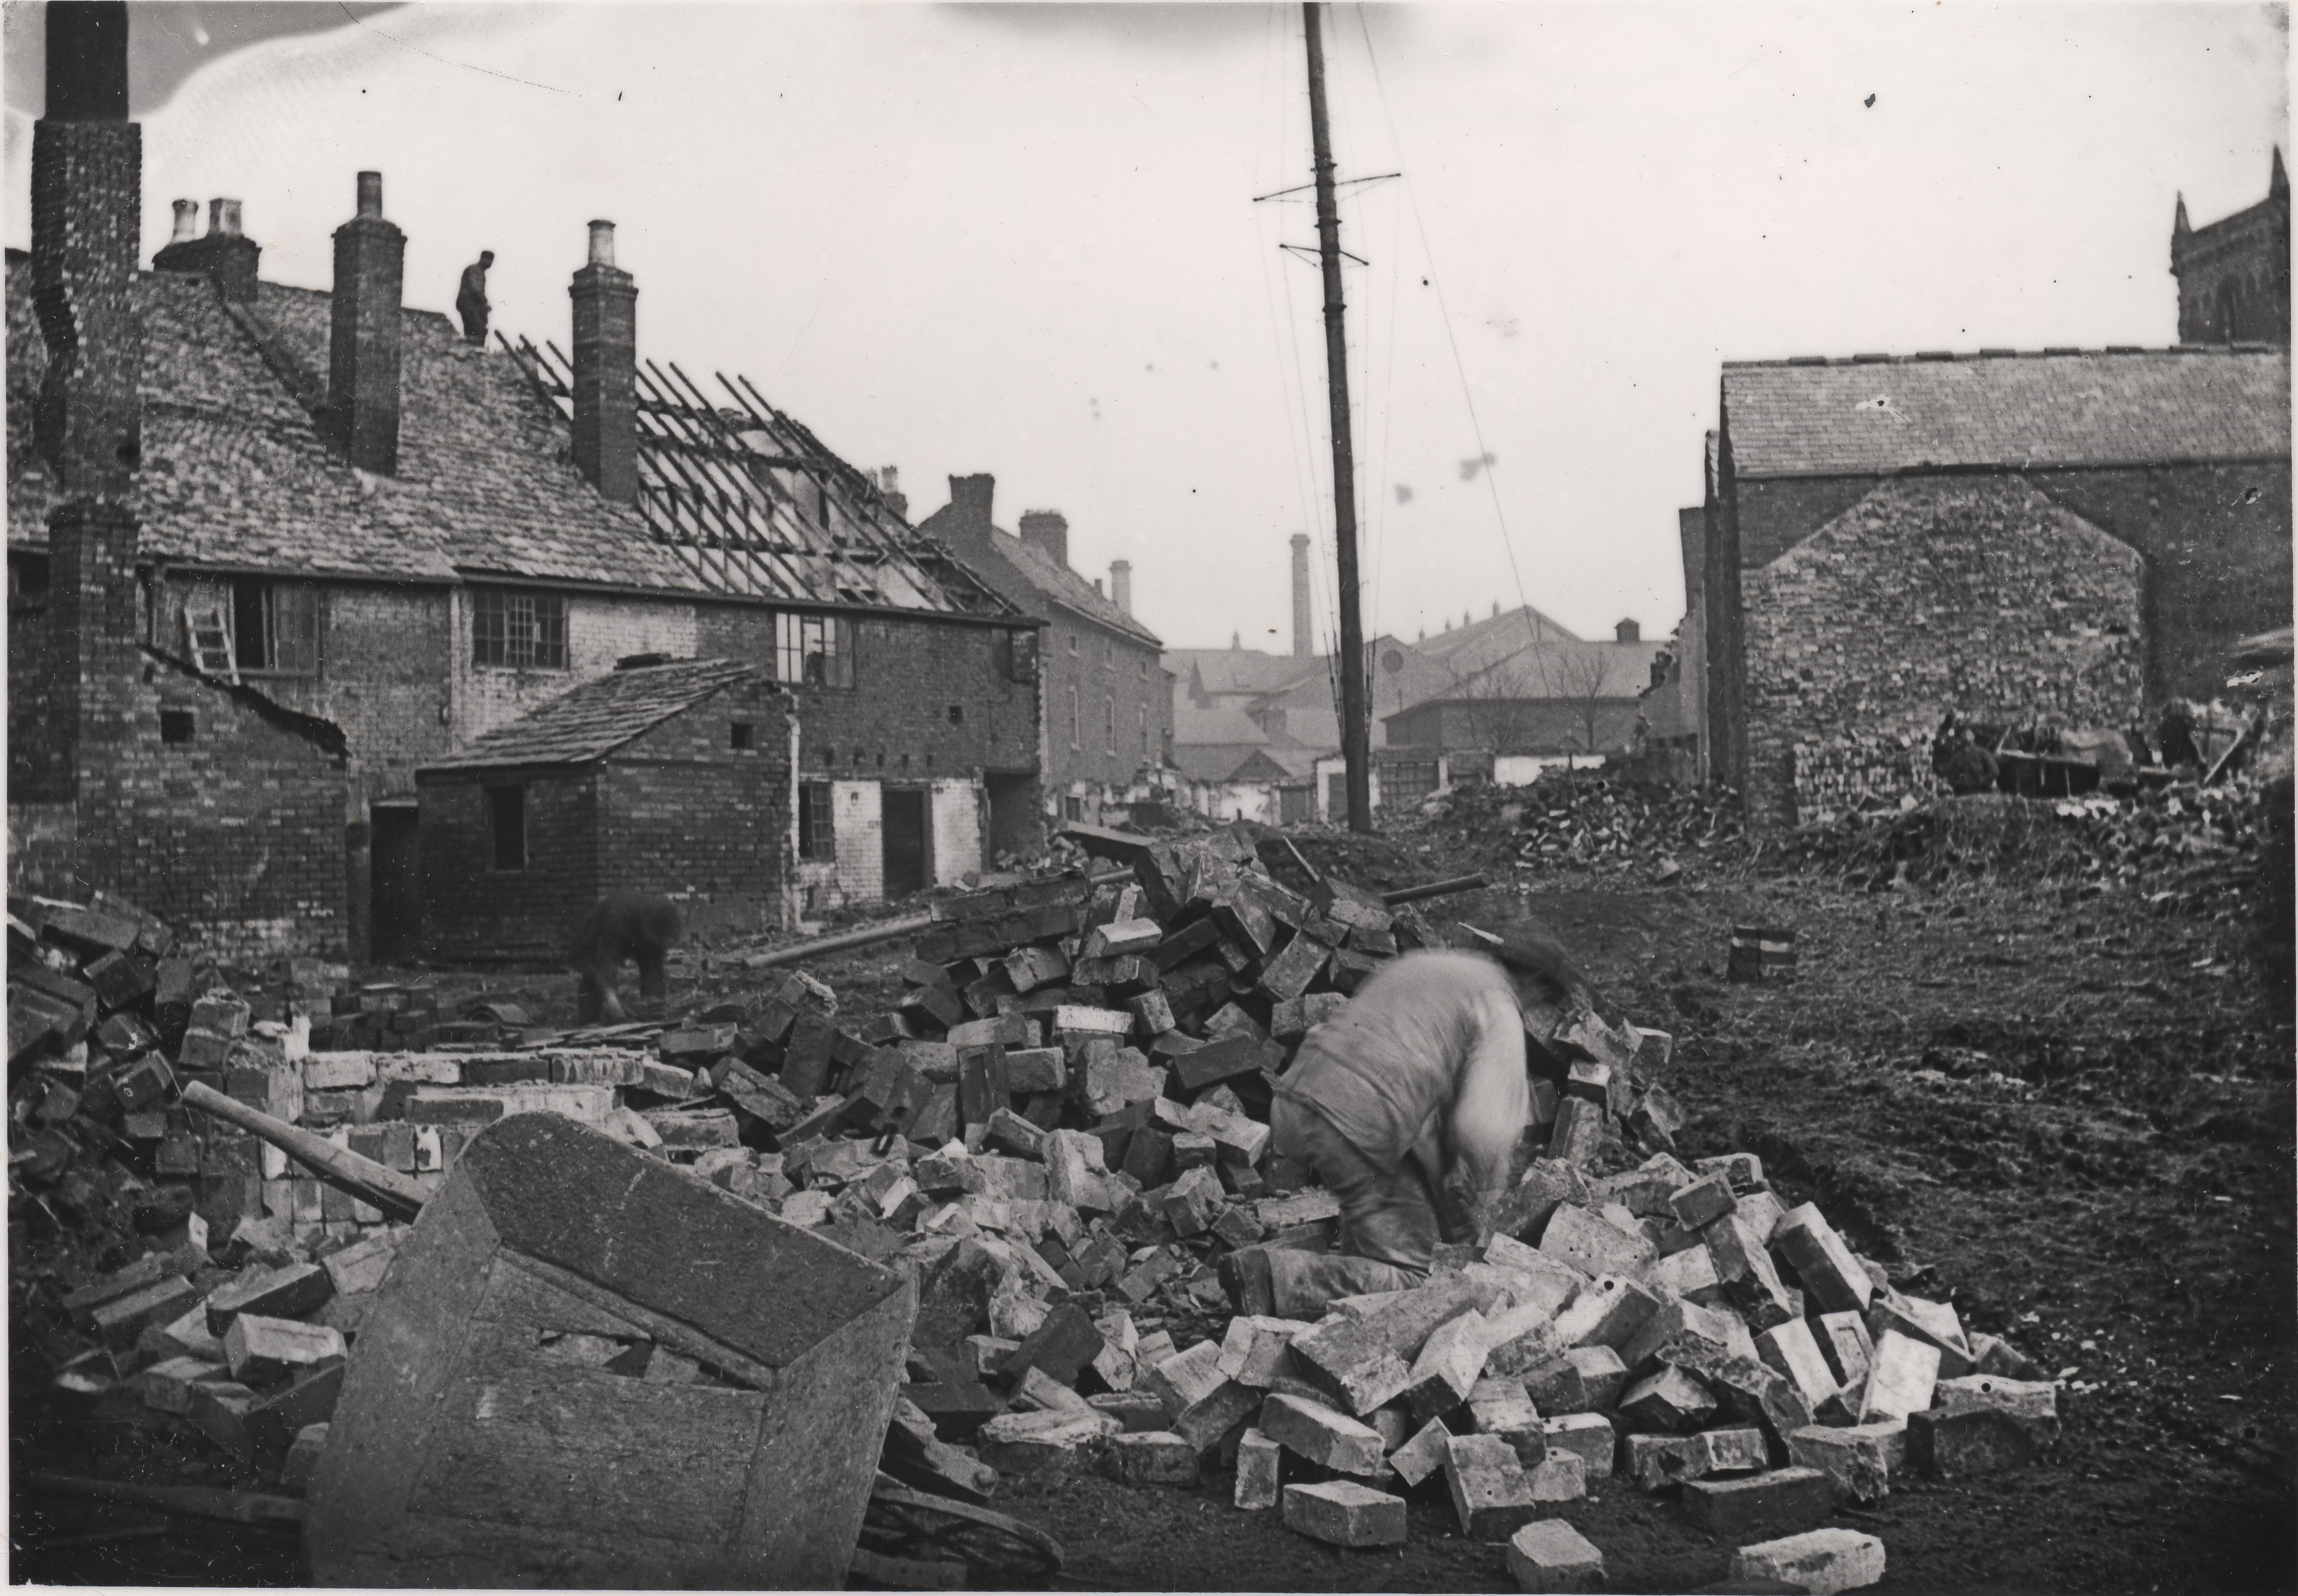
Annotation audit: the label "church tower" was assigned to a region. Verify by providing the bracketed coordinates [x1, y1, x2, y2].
[2172, 148, 2290, 345]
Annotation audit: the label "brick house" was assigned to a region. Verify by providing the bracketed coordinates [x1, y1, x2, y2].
[1381, 622, 1663, 761]
[11, 97, 1040, 955]
[916, 476, 1169, 825]
[415, 660, 790, 960]
[1690, 345, 2291, 831]
[10, 4, 351, 958]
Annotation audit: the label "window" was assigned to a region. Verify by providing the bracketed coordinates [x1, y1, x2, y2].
[1105, 695, 1116, 754]
[473, 589, 567, 670]
[232, 578, 321, 675]
[993, 628, 1037, 684]
[798, 781, 836, 861]
[160, 710, 194, 744]
[1063, 795, 1084, 821]
[1067, 633, 1078, 656]
[9, 554, 50, 609]
[1138, 656, 1147, 679]
[731, 722, 755, 751]
[487, 785, 526, 871]
[1068, 685, 1080, 750]
[947, 704, 965, 724]
[775, 612, 854, 689]
[1104, 639, 1113, 668]
[1139, 703, 1149, 756]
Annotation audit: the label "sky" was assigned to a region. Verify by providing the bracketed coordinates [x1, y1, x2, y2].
[3, 2, 2287, 656]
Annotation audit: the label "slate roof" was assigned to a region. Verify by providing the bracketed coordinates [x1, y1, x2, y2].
[1722, 347, 2291, 480]
[996, 534, 1160, 647]
[7, 252, 1020, 618]
[1168, 649, 1327, 700]
[419, 658, 761, 771]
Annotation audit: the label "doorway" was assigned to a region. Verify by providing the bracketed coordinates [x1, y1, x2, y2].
[882, 789, 930, 899]
[371, 804, 421, 962]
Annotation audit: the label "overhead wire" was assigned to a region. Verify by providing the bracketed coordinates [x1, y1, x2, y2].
[1354, 3, 1536, 630]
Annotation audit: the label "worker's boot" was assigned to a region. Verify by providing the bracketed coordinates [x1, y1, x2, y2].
[1217, 1246, 1275, 1317]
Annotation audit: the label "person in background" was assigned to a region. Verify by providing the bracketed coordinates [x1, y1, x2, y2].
[456, 250, 495, 344]
[570, 893, 680, 1023]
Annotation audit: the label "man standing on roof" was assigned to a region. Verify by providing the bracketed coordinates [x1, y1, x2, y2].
[1222, 930, 1590, 1318]
[456, 251, 495, 344]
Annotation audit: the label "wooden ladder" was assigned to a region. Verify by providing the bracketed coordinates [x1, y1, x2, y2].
[184, 605, 238, 683]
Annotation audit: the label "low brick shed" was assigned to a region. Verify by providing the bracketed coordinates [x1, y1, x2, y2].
[415, 659, 792, 961]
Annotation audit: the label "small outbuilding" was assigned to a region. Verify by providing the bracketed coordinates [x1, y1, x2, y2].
[415, 658, 791, 961]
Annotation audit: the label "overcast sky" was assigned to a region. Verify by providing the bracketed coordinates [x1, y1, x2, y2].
[4, 2, 2286, 653]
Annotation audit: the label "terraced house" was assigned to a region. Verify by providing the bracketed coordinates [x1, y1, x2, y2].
[9, 69, 1040, 958]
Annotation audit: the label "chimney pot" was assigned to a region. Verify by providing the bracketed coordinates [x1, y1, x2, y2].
[588, 219, 617, 267]
[327, 170, 405, 474]
[210, 197, 242, 237]
[155, 197, 261, 301]
[1110, 558, 1132, 615]
[169, 199, 198, 244]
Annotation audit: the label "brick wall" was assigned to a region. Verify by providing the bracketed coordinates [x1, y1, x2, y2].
[693, 605, 1037, 780]
[595, 678, 790, 935]
[1740, 476, 2145, 831]
[830, 779, 885, 903]
[1039, 615, 1167, 793]
[929, 778, 983, 889]
[6, 802, 77, 896]
[452, 588, 700, 746]
[9, 576, 67, 802]
[1386, 698, 1644, 755]
[417, 770, 599, 963]
[1790, 732, 1942, 822]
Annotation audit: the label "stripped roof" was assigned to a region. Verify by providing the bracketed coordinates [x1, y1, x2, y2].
[1723, 346, 2290, 479]
[6, 251, 1020, 618]
[509, 340, 1016, 617]
[419, 658, 761, 771]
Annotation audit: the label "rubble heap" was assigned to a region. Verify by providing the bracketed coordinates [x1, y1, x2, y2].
[11, 826, 2057, 1590]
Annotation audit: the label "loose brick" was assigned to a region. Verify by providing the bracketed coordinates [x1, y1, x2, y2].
[1786, 1422, 1902, 1504]
[206, 1262, 334, 1335]
[1390, 1415, 1453, 1487]
[1282, 1480, 1407, 1548]
[1552, 1272, 1660, 1351]
[1540, 1204, 1657, 1278]
[1771, 1202, 1873, 1315]
[223, 1313, 345, 1385]
[975, 1408, 1121, 1475]
[1218, 1315, 1311, 1388]
[1813, 1310, 1875, 1394]
[1755, 1317, 1844, 1415]
[1259, 1391, 1387, 1476]
[1857, 1330, 1940, 1424]
[1621, 1364, 1719, 1431]
[1105, 1429, 1200, 1485]
[1625, 1430, 1715, 1491]
[1540, 1412, 1618, 1476]
[1467, 1374, 1547, 1465]
[138, 1354, 228, 1414]
[1908, 1406, 2041, 1477]
[1506, 1519, 1606, 1594]
[1443, 1431, 1540, 1539]
[1932, 1374, 2059, 1446]
[1404, 1308, 1491, 1422]
[1683, 1465, 1835, 1539]
[280, 1422, 329, 1492]
[1669, 1173, 1738, 1229]
[1235, 1426, 1282, 1509]
[91, 1276, 201, 1348]
[1728, 1528, 1886, 1595]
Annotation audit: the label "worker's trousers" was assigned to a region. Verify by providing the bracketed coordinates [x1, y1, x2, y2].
[1264, 1096, 1445, 1318]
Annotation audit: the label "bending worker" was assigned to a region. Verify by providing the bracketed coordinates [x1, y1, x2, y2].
[1225, 932, 1585, 1319]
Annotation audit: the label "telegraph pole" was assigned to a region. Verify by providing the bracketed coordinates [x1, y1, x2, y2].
[1303, 2, 1372, 833]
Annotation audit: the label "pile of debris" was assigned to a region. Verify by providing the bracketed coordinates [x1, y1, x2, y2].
[11, 826, 2057, 1591]
[1412, 776, 1750, 882]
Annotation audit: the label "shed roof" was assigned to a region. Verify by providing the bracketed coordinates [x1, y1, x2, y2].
[1721, 346, 2290, 480]
[419, 658, 762, 772]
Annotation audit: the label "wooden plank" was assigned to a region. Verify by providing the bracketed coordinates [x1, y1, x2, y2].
[446, 1324, 766, 1462]
[511, 1253, 778, 1392]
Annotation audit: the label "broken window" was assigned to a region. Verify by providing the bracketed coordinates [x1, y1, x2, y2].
[487, 785, 526, 871]
[993, 628, 1037, 684]
[231, 578, 322, 675]
[473, 589, 568, 670]
[798, 781, 836, 861]
[776, 612, 855, 689]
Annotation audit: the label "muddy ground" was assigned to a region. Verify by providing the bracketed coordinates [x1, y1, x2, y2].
[15, 844, 2295, 1592]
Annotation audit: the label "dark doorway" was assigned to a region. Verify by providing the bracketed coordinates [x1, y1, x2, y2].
[371, 804, 421, 962]
[882, 788, 929, 899]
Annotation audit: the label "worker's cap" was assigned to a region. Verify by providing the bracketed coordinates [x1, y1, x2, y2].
[1454, 920, 1610, 1017]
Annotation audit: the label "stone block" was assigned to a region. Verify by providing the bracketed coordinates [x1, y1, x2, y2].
[223, 1313, 345, 1386]
[90, 1276, 200, 1348]
[1235, 1426, 1282, 1508]
[1704, 1425, 1771, 1474]
[1626, 1430, 1714, 1491]
[1507, 1519, 1606, 1594]
[1467, 1374, 1547, 1465]
[1620, 1364, 1718, 1432]
[976, 1408, 1121, 1475]
[1669, 1174, 1738, 1229]
[320, 1233, 400, 1299]
[1260, 1391, 1387, 1475]
[1771, 1203, 1873, 1316]
[1650, 1242, 1729, 1308]
[1404, 1309, 1491, 1422]
[1540, 1204, 1656, 1278]
[1290, 1274, 1484, 1415]
[1552, 1272, 1659, 1351]
[1702, 1212, 1798, 1327]
[1683, 1466, 1835, 1539]
[1218, 1315, 1311, 1388]
[138, 1354, 228, 1414]
[1932, 1374, 2059, 1446]
[1106, 1429, 1200, 1485]
[1908, 1406, 2041, 1477]
[1540, 1412, 1617, 1476]
[1728, 1528, 1886, 1595]
[1653, 1333, 1814, 1444]
[1282, 1480, 1407, 1548]
[1786, 1423, 1899, 1504]
[1813, 1311, 1874, 1395]
[280, 1422, 329, 1492]
[1443, 1431, 1539, 1539]
[1755, 1318, 1842, 1415]
[1389, 1415, 1453, 1486]
[1089, 1390, 1174, 1433]
[1867, 1291, 1972, 1376]
[1525, 1452, 1586, 1500]
[1857, 1330, 1939, 1424]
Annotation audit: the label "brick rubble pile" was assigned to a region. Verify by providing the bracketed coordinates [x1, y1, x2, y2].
[12, 827, 2060, 1591]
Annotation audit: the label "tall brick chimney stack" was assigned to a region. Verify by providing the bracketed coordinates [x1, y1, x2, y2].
[34, 0, 144, 856]
[153, 194, 260, 303]
[570, 219, 638, 504]
[1018, 511, 1069, 569]
[1110, 559, 1132, 615]
[1290, 533, 1311, 656]
[325, 171, 403, 474]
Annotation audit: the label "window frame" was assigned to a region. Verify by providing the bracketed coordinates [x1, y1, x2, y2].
[776, 611, 856, 690]
[797, 780, 836, 861]
[486, 784, 527, 872]
[1105, 693, 1116, 755]
[232, 577, 322, 677]
[1068, 685, 1080, 751]
[472, 588, 569, 672]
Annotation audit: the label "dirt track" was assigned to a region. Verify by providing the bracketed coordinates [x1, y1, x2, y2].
[15, 855, 2293, 1592]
